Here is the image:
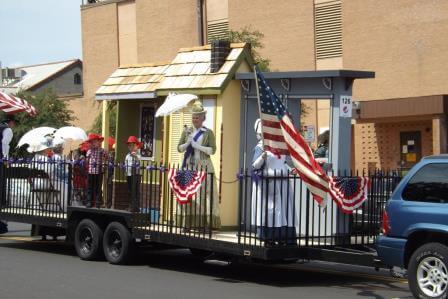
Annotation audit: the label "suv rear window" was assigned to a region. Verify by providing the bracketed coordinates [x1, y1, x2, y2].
[402, 163, 448, 203]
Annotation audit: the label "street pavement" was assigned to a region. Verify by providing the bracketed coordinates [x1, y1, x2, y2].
[0, 222, 412, 299]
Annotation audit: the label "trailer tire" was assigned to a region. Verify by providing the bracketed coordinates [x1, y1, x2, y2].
[408, 242, 448, 299]
[74, 219, 103, 261]
[103, 222, 134, 265]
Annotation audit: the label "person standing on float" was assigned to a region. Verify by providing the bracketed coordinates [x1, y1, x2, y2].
[177, 100, 220, 230]
[251, 119, 296, 245]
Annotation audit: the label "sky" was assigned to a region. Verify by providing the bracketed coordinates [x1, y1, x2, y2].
[0, 0, 82, 68]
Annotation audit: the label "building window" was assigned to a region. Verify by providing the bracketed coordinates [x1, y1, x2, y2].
[74, 73, 82, 85]
[140, 106, 156, 160]
[314, 0, 342, 59]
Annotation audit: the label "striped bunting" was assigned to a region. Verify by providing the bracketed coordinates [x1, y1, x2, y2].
[168, 168, 206, 204]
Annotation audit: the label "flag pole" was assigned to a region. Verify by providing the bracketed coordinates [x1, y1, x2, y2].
[253, 65, 265, 148]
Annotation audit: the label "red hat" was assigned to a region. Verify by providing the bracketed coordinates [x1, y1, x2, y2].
[108, 137, 116, 151]
[126, 136, 142, 149]
[87, 133, 104, 143]
[80, 141, 90, 152]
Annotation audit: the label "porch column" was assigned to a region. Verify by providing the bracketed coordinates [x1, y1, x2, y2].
[101, 100, 110, 150]
[432, 115, 447, 155]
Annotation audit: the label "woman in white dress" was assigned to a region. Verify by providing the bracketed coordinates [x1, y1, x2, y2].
[251, 119, 296, 245]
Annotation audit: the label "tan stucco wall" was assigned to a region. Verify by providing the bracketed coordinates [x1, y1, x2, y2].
[118, 1, 137, 65]
[206, 0, 228, 21]
[344, 0, 448, 101]
[81, 3, 120, 131]
[228, 0, 315, 71]
[135, 0, 199, 63]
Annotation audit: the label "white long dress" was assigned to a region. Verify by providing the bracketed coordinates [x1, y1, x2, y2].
[251, 143, 296, 243]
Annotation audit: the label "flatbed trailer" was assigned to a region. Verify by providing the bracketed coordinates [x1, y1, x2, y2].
[0, 160, 400, 266]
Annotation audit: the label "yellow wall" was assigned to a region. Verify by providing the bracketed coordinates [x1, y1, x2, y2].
[217, 62, 251, 227]
[217, 80, 242, 227]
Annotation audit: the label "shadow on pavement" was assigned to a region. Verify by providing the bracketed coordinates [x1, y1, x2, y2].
[0, 240, 411, 298]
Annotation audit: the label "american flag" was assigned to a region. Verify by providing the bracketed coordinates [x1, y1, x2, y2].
[255, 67, 368, 212]
[168, 168, 206, 204]
[0, 91, 37, 116]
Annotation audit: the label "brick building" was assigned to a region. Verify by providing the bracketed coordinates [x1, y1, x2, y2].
[80, 0, 448, 170]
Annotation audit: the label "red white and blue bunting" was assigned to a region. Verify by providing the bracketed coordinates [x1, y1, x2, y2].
[168, 168, 206, 204]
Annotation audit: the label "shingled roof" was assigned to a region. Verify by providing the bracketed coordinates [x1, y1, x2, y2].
[95, 43, 253, 100]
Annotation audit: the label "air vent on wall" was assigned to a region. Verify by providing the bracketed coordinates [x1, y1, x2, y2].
[207, 19, 229, 44]
[314, 0, 342, 59]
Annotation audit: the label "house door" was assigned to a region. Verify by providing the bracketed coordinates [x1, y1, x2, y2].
[400, 131, 422, 168]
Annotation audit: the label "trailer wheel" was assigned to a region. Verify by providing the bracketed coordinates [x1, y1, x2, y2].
[103, 222, 133, 265]
[408, 242, 448, 299]
[74, 219, 103, 260]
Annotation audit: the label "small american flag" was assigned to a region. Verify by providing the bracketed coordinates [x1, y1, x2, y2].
[0, 91, 37, 116]
[168, 168, 206, 204]
[255, 66, 368, 213]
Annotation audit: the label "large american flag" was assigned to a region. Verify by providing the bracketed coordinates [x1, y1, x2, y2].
[0, 91, 37, 116]
[255, 67, 368, 213]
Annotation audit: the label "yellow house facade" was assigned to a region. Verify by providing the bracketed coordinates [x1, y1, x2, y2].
[96, 43, 253, 227]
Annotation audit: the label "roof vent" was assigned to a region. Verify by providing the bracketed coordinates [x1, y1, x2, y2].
[210, 40, 230, 73]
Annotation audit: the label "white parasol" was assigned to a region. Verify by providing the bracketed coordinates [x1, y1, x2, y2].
[17, 127, 56, 148]
[54, 126, 87, 142]
[27, 136, 55, 153]
[155, 93, 198, 117]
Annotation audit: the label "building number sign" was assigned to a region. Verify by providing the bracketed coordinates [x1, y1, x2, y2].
[340, 95, 352, 118]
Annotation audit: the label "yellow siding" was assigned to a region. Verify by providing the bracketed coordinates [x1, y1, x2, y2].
[168, 109, 193, 165]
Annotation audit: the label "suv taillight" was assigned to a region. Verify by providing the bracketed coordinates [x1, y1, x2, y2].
[382, 210, 391, 235]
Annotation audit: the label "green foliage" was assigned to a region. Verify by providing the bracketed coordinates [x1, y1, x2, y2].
[228, 26, 271, 71]
[90, 103, 117, 137]
[0, 88, 75, 156]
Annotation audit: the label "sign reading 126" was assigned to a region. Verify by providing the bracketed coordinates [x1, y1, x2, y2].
[340, 95, 352, 118]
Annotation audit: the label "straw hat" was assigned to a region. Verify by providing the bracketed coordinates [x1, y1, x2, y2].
[191, 100, 206, 115]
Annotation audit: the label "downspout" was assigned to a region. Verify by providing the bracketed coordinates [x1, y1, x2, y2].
[197, 0, 204, 45]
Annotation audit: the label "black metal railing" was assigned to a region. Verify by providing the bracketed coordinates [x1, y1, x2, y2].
[237, 169, 402, 248]
[0, 157, 402, 249]
[0, 158, 72, 220]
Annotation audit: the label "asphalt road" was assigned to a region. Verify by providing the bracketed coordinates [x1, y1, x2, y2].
[0, 222, 412, 299]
